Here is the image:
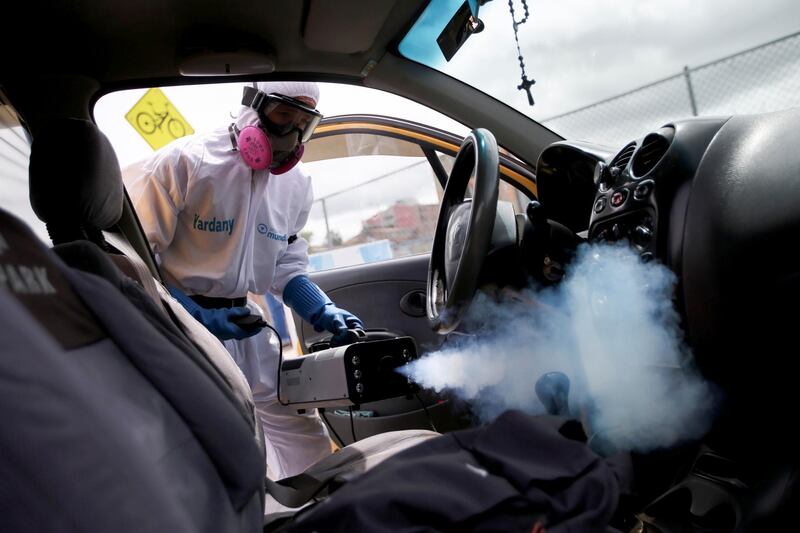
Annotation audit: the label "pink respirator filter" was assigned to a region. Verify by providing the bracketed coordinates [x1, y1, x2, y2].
[238, 125, 272, 170]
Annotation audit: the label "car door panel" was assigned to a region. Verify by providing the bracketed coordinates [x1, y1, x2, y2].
[301, 254, 436, 350]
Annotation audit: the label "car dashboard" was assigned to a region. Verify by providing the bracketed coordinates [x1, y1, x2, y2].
[537, 117, 728, 270]
[532, 109, 800, 530]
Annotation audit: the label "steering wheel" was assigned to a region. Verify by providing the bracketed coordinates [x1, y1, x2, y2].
[427, 128, 499, 334]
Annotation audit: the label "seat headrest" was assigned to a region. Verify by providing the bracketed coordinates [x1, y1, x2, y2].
[29, 118, 124, 232]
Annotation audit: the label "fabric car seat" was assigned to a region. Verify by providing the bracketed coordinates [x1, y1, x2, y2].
[26, 117, 264, 453]
[0, 208, 264, 532]
[8, 119, 264, 527]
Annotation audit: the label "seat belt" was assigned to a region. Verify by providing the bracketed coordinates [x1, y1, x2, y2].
[264, 429, 440, 508]
[103, 232, 164, 307]
[264, 472, 340, 508]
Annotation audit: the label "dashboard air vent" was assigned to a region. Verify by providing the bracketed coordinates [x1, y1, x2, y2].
[632, 127, 674, 177]
[610, 143, 636, 170]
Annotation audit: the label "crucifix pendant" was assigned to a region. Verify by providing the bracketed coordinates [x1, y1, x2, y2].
[518, 77, 536, 106]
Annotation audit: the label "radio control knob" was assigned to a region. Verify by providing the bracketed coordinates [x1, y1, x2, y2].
[633, 225, 652, 246]
[634, 179, 655, 200]
[593, 162, 609, 192]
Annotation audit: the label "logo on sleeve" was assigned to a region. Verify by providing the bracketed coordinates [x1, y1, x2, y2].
[193, 213, 236, 236]
[257, 223, 288, 242]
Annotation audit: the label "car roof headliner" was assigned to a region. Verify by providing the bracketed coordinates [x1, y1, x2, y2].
[3, 0, 428, 87]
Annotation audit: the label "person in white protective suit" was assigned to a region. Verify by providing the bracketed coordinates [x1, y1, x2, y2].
[124, 81, 364, 480]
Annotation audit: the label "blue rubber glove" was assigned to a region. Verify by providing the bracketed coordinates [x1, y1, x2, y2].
[167, 284, 261, 341]
[283, 276, 364, 343]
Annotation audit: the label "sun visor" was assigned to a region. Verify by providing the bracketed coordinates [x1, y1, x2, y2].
[180, 50, 276, 76]
[304, 0, 395, 53]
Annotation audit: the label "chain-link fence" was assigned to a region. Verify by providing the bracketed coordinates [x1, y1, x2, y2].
[541, 31, 800, 147]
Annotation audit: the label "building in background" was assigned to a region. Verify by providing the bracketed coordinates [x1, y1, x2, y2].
[345, 200, 439, 256]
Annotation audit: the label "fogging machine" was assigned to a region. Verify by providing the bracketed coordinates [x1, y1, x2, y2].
[278, 335, 419, 409]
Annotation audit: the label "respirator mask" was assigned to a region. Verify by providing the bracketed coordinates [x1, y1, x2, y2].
[235, 85, 323, 173]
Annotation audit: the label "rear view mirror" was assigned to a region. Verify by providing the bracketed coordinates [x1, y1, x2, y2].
[437, 1, 485, 61]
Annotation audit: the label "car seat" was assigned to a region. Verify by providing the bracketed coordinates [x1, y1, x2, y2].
[0, 207, 265, 532]
[27, 117, 263, 450]
[0, 114, 264, 530]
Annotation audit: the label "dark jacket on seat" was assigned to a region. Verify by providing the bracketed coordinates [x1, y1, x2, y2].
[285, 410, 628, 532]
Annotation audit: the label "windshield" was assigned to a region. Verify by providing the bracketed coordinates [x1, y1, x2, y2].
[399, 0, 800, 146]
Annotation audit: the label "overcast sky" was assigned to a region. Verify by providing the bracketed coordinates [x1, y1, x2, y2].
[434, 0, 800, 122]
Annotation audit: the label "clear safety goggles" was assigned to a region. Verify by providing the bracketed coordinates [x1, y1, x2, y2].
[242, 86, 323, 143]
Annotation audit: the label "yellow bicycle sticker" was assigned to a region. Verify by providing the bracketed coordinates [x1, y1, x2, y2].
[125, 88, 194, 150]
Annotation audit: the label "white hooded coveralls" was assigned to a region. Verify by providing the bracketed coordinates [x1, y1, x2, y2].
[124, 86, 331, 481]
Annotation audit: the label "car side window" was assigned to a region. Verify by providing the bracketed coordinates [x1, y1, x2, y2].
[301, 133, 445, 271]
[466, 178, 531, 216]
[0, 93, 49, 243]
[438, 150, 531, 217]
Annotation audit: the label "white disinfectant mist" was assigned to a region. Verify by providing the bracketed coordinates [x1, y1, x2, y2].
[401, 242, 717, 452]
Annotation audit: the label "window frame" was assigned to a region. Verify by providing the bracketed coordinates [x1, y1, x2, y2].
[309, 114, 538, 197]
[300, 114, 538, 271]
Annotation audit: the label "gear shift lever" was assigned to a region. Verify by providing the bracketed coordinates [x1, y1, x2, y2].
[535, 371, 571, 416]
